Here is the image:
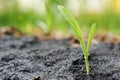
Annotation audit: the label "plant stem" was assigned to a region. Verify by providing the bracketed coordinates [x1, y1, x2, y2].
[78, 38, 90, 74]
[85, 55, 90, 75]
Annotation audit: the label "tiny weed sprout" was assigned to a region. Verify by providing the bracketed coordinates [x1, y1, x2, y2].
[58, 5, 96, 74]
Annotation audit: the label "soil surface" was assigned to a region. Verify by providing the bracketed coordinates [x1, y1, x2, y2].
[0, 36, 120, 80]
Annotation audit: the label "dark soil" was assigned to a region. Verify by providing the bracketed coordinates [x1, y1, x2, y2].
[0, 36, 120, 80]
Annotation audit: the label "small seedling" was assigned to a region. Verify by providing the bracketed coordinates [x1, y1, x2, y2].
[58, 5, 96, 74]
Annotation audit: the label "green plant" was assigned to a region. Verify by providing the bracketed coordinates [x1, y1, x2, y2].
[58, 5, 96, 74]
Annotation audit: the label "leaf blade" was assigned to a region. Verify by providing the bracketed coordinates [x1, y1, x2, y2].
[58, 5, 86, 53]
[87, 23, 96, 53]
[58, 6, 82, 38]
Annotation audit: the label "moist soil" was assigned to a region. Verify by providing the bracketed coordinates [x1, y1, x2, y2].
[0, 36, 120, 80]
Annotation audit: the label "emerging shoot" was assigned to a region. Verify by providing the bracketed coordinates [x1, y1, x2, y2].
[58, 5, 96, 74]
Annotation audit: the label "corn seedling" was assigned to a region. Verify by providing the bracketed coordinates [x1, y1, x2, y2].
[58, 5, 96, 74]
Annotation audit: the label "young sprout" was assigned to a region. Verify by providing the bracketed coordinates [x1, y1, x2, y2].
[58, 5, 96, 74]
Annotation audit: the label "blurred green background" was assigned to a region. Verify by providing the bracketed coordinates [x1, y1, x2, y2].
[0, 0, 120, 35]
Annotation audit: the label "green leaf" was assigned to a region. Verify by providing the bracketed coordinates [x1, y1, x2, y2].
[58, 6, 82, 36]
[87, 23, 96, 53]
[58, 5, 86, 54]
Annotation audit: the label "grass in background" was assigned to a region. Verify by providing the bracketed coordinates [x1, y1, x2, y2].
[0, 0, 120, 35]
[0, 0, 40, 34]
[78, 11, 120, 34]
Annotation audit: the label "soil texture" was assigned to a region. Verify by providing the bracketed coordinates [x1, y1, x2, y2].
[0, 36, 120, 80]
